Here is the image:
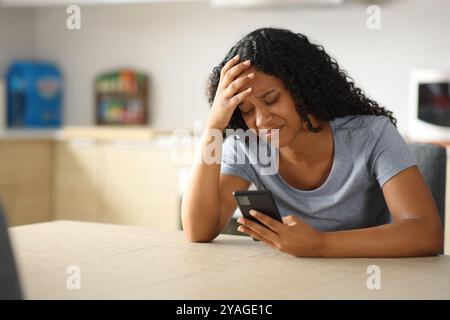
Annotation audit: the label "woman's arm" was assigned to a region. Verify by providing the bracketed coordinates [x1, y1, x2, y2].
[181, 127, 250, 243]
[320, 166, 443, 257]
[181, 129, 224, 242]
[182, 56, 254, 242]
[237, 166, 444, 257]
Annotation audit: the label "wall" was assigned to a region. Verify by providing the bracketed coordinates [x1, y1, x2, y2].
[27, 0, 450, 134]
[0, 8, 35, 76]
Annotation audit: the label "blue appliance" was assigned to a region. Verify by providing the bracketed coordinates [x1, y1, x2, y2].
[6, 61, 62, 128]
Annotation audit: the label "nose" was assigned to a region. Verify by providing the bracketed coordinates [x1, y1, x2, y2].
[255, 107, 273, 128]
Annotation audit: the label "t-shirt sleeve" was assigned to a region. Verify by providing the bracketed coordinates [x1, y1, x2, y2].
[366, 116, 418, 187]
[220, 135, 254, 183]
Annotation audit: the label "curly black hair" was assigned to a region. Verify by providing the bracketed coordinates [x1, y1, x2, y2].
[205, 27, 396, 135]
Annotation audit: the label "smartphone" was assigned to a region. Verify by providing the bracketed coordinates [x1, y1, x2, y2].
[232, 190, 283, 241]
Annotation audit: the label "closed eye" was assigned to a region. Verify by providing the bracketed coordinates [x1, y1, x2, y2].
[265, 98, 278, 105]
[240, 96, 278, 116]
[265, 93, 279, 106]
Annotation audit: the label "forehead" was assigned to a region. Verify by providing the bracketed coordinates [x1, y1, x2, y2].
[239, 66, 283, 96]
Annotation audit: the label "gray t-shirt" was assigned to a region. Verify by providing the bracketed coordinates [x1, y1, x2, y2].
[220, 114, 418, 232]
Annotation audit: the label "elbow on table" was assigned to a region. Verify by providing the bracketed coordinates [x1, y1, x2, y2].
[416, 222, 444, 257]
[183, 230, 217, 243]
[181, 219, 218, 243]
[181, 208, 220, 243]
[428, 228, 444, 256]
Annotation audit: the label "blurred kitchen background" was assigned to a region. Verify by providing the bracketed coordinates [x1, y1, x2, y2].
[0, 0, 449, 233]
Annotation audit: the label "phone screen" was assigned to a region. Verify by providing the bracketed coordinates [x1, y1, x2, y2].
[233, 190, 283, 226]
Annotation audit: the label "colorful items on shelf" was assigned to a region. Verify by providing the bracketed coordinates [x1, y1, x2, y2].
[6, 61, 62, 128]
[95, 70, 148, 125]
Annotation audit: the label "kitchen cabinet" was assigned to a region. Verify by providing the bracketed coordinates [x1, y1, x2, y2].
[52, 131, 185, 230]
[0, 129, 184, 230]
[52, 139, 99, 222]
[0, 139, 52, 226]
[98, 141, 179, 229]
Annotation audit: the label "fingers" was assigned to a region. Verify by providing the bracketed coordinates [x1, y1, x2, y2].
[250, 210, 285, 233]
[220, 58, 252, 90]
[237, 217, 279, 245]
[220, 54, 240, 81]
[237, 225, 278, 250]
[223, 72, 254, 99]
[228, 87, 252, 108]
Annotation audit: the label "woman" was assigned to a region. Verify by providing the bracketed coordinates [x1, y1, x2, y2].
[181, 27, 443, 257]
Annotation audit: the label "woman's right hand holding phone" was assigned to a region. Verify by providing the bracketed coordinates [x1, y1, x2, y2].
[206, 55, 255, 131]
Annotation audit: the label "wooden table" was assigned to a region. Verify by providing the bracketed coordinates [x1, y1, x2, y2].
[9, 221, 450, 299]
